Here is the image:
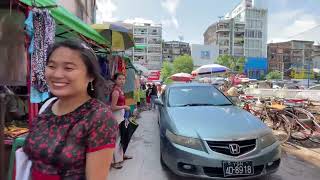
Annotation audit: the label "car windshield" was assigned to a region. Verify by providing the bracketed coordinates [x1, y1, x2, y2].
[168, 86, 232, 107]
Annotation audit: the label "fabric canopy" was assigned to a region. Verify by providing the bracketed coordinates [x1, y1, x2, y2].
[19, 0, 111, 47]
[92, 23, 134, 51]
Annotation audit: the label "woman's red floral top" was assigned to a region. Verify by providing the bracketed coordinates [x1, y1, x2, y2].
[23, 98, 118, 179]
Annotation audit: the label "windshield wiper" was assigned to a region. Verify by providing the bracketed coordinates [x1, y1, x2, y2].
[178, 103, 216, 107]
[213, 103, 233, 106]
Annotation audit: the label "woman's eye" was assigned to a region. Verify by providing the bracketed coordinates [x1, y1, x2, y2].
[47, 65, 55, 69]
[65, 67, 74, 71]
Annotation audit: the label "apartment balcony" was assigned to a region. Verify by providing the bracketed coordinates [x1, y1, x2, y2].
[218, 35, 229, 40]
[148, 39, 162, 44]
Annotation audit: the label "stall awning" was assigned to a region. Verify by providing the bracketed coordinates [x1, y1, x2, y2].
[19, 0, 111, 47]
[134, 45, 147, 50]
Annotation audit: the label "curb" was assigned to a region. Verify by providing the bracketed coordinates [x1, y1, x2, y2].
[281, 143, 320, 168]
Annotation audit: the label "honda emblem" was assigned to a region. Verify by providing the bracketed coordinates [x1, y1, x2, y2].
[229, 144, 241, 155]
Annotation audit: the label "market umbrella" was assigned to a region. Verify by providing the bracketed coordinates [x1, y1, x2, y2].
[170, 73, 193, 82]
[192, 64, 230, 76]
[133, 63, 150, 76]
[91, 23, 134, 51]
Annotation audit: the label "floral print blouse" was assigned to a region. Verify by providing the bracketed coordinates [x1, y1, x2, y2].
[23, 98, 118, 179]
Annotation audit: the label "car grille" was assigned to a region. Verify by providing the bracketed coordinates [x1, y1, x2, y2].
[203, 165, 264, 178]
[206, 139, 256, 156]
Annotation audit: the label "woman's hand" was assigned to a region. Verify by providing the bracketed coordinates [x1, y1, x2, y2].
[123, 105, 130, 111]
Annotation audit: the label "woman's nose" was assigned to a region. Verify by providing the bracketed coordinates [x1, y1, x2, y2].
[50, 68, 65, 78]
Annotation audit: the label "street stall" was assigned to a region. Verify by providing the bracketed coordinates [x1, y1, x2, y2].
[0, 0, 111, 179]
[91, 23, 139, 113]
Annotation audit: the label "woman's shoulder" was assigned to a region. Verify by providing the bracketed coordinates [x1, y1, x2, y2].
[88, 99, 113, 117]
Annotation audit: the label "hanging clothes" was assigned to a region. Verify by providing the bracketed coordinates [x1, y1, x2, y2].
[115, 56, 126, 75]
[31, 8, 56, 93]
[123, 68, 136, 93]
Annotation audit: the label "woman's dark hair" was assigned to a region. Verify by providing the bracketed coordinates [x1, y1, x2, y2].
[46, 40, 105, 101]
[113, 73, 125, 82]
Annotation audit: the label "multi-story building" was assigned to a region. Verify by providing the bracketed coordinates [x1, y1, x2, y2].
[313, 45, 320, 69]
[204, 0, 267, 58]
[162, 41, 191, 62]
[267, 40, 314, 77]
[124, 23, 162, 70]
[57, 0, 96, 24]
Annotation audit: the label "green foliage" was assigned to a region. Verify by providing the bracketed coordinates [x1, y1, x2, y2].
[266, 70, 282, 80]
[172, 55, 194, 74]
[216, 55, 246, 73]
[160, 61, 173, 82]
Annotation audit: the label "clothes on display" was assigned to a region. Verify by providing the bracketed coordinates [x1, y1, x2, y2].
[0, 10, 27, 86]
[123, 68, 136, 93]
[30, 87, 49, 103]
[30, 8, 56, 93]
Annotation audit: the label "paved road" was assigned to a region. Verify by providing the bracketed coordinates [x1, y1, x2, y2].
[108, 110, 320, 180]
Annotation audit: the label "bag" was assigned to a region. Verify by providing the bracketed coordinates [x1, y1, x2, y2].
[15, 148, 32, 180]
[15, 97, 56, 180]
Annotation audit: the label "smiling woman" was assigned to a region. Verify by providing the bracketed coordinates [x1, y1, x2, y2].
[23, 40, 118, 180]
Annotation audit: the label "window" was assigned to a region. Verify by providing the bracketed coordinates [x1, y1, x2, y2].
[201, 51, 210, 59]
[168, 86, 232, 107]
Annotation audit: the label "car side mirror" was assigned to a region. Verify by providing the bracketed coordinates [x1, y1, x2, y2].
[154, 98, 164, 106]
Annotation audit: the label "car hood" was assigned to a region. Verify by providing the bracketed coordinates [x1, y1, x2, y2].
[167, 106, 269, 140]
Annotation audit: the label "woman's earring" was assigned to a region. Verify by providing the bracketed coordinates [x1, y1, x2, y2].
[90, 81, 94, 91]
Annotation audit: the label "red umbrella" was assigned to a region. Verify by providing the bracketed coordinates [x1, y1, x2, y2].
[170, 73, 193, 82]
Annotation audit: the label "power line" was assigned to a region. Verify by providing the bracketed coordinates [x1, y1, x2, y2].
[287, 24, 320, 39]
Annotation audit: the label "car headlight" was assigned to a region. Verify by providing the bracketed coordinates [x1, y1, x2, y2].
[166, 130, 203, 151]
[260, 133, 277, 149]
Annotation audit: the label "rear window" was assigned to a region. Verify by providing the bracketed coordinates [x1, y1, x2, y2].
[168, 86, 231, 107]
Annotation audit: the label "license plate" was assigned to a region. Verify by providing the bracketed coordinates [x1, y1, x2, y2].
[223, 161, 254, 177]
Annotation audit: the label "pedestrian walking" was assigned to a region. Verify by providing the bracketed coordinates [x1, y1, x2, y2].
[150, 84, 158, 110]
[146, 84, 152, 109]
[110, 73, 133, 169]
[23, 40, 118, 180]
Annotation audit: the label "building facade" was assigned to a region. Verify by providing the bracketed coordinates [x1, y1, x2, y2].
[124, 23, 162, 70]
[162, 41, 191, 62]
[191, 44, 219, 68]
[203, 0, 267, 58]
[57, 0, 96, 24]
[313, 45, 320, 69]
[267, 40, 314, 77]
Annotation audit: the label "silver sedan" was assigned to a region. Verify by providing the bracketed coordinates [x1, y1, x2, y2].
[155, 83, 281, 179]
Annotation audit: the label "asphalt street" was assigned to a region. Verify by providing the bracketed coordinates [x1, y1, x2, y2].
[108, 110, 320, 180]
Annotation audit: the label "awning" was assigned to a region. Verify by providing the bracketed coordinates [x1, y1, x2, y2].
[134, 45, 147, 50]
[19, 0, 111, 47]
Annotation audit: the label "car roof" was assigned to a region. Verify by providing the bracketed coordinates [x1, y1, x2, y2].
[166, 83, 213, 89]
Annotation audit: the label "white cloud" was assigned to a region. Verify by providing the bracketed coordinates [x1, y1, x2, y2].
[96, 0, 118, 23]
[123, 18, 155, 25]
[161, 0, 180, 29]
[268, 10, 320, 43]
[161, 0, 180, 14]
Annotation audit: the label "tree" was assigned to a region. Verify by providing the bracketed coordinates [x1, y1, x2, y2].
[216, 55, 232, 68]
[160, 61, 174, 84]
[172, 55, 194, 74]
[266, 70, 282, 80]
[216, 55, 246, 73]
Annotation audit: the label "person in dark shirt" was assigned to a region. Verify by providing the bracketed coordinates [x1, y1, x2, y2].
[149, 84, 158, 110]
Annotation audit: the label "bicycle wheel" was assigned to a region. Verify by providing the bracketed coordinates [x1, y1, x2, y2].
[289, 108, 314, 141]
[272, 114, 291, 144]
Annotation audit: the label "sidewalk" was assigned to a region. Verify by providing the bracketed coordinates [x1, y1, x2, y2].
[282, 141, 320, 168]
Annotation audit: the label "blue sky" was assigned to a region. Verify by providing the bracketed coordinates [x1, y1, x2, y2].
[96, 0, 320, 44]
